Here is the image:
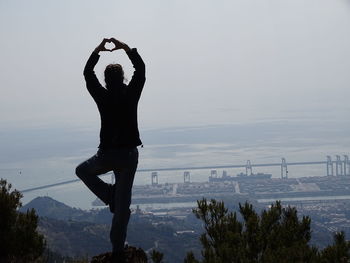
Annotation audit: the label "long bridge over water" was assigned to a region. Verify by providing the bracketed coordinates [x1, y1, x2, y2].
[20, 155, 350, 193]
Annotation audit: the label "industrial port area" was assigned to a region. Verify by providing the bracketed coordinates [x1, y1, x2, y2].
[132, 171, 350, 205]
[131, 155, 350, 205]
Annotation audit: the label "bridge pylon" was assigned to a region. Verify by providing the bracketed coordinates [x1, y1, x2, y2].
[326, 156, 333, 176]
[246, 160, 252, 176]
[184, 171, 191, 183]
[151, 172, 158, 185]
[281, 158, 288, 179]
[336, 155, 343, 176]
[210, 170, 218, 179]
[344, 155, 349, 176]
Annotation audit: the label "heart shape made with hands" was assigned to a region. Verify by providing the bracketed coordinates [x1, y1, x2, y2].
[104, 41, 116, 51]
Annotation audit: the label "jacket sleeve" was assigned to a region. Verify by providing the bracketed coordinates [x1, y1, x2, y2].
[126, 48, 146, 98]
[83, 52, 106, 101]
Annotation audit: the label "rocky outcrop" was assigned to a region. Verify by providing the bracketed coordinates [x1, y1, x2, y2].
[91, 246, 148, 263]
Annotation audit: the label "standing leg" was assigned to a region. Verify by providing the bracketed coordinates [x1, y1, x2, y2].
[75, 152, 114, 205]
[110, 164, 137, 255]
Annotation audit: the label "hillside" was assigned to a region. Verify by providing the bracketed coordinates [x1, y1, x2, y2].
[21, 196, 112, 224]
[23, 196, 201, 262]
[22, 196, 347, 262]
[39, 217, 111, 257]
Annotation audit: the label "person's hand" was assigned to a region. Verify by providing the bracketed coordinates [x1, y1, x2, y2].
[94, 38, 112, 53]
[110, 38, 131, 52]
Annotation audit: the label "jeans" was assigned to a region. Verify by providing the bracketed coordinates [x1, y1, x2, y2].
[75, 147, 138, 253]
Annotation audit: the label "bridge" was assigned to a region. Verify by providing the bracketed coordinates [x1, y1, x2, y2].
[20, 155, 350, 193]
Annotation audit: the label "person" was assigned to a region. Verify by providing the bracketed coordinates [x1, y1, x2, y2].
[75, 37, 146, 262]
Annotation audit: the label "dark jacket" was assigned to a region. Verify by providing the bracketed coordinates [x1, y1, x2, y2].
[83, 48, 146, 149]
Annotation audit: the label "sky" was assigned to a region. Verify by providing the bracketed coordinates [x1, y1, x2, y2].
[1, 0, 350, 206]
[1, 0, 350, 130]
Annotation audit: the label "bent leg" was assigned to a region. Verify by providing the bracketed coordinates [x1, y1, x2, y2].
[75, 153, 113, 205]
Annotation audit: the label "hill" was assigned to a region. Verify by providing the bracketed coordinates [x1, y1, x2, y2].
[23, 196, 201, 262]
[39, 217, 111, 258]
[21, 196, 112, 224]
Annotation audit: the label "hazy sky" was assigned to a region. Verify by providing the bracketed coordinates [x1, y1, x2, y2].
[1, 0, 350, 130]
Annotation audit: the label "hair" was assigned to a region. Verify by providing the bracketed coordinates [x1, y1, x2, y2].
[104, 64, 124, 89]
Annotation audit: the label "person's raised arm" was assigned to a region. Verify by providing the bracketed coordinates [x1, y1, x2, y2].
[83, 38, 110, 99]
[110, 38, 146, 96]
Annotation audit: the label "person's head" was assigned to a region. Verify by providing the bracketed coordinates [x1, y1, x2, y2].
[104, 63, 124, 90]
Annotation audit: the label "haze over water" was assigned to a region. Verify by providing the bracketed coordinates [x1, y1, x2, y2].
[2, 118, 349, 209]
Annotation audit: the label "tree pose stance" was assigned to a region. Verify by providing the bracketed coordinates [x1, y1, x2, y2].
[76, 38, 145, 262]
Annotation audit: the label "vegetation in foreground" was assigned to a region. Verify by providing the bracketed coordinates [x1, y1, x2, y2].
[1, 178, 350, 262]
[183, 198, 350, 263]
[0, 179, 45, 262]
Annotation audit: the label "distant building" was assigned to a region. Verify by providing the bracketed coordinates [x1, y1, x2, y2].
[209, 172, 272, 182]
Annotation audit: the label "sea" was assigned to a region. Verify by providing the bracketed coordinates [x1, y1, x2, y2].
[1, 118, 350, 210]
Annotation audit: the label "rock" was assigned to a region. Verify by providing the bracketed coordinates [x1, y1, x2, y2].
[91, 246, 148, 263]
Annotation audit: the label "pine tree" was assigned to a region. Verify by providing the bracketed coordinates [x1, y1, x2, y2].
[320, 232, 350, 263]
[150, 249, 164, 263]
[185, 199, 319, 263]
[0, 178, 45, 262]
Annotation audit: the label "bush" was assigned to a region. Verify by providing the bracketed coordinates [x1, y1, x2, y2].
[185, 199, 350, 263]
[0, 179, 45, 262]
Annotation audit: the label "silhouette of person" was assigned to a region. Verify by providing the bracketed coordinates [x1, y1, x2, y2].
[75, 38, 145, 262]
